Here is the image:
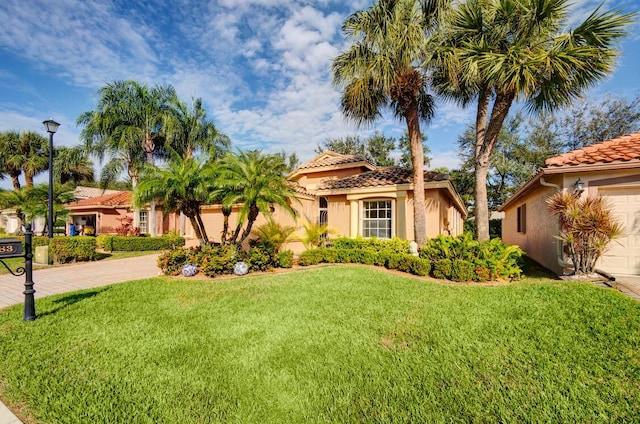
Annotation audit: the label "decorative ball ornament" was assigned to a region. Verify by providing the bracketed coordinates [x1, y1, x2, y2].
[182, 263, 199, 277]
[234, 261, 249, 275]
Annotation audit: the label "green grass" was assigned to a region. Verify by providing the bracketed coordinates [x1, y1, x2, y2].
[0, 266, 638, 423]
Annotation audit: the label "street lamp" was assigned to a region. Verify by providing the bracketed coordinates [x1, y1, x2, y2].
[43, 118, 60, 239]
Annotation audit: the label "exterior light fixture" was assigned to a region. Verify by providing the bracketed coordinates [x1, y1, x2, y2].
[573, 178, 585, 195]
[43, 118, 60, 239]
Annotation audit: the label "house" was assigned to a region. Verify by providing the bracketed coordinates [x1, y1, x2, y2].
[65, 190, 181, 236]
[195, 151, 467, 253]
[499, 132, 640, 276]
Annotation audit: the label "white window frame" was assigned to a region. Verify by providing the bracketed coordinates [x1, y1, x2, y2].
[139, 210, 149, 234]
[359, 199, 395, 239]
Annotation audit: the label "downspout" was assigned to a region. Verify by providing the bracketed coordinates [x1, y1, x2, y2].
[539, 177, 573, 270]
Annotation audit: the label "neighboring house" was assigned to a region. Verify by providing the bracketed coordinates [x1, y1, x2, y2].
[500, 132, 640, 276]
[196, 151, 467, 253]
[65, 190, 181, 236]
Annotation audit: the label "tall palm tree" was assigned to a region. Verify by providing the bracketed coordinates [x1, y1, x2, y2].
[164, 97, 230, 160]
[133, 151, 216, 246]
[214, 150, 298, 246]
[78, 80, 177, 234]
[0, 130, 48, 190]
[332, 0, 436, 246]
[428, 0, 633, 241]
[18, 131, 49, 187]
[0, 131, 23, 190]
[54, 146, 95, 185]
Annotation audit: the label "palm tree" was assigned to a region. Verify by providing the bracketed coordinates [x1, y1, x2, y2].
[0, 130, 48, 190]
[0, 184, 74, 235]
[54, 146, 95, 185]
[133, 151, 216, 246]
[78, 80, 177, 234]
[0, 131, 23, 190]
[428, 0, 633, 241]
[332, 0, 435, 246]
[164, 97, 230, 160]
[214, 150, 298, 246]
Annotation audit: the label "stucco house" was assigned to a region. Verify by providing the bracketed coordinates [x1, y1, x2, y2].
[66, 189, 181, 236]
[196, 151, 467, 253]
[500, 132, 640, 276]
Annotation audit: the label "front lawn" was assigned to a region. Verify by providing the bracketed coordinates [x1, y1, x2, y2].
[0, 266, 638, 422]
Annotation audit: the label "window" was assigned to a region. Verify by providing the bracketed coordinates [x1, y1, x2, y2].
[319, 197, 328, 240]
[362, 200, 393, 238]
[139, 211, 148, 234]
[517, 204, 526, 234]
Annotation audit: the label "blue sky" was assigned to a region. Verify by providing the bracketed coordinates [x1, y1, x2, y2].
[0, 0, 638, 188]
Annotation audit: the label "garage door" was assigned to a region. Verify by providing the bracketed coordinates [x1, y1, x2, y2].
[599, 187, 640, 276]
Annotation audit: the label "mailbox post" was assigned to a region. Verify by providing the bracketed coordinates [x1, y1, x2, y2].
[0, 224, 35, 321]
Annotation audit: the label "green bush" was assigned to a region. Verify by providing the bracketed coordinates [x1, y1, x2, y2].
[276, 250, 293, 268]
[157, 248, 191, 276]
[397, 256, 431, 276]
[246, 244, 276, 272]
[432, 259, 453, 280]
[199, 245, 242, 277]
[99, 235, 185, 252]
[451, 259, 475, 282]
[421, 234, 523, 282]
[332, 237, 410, 255]
[298, 249, 325, 266]
[50, 237, 97, 264]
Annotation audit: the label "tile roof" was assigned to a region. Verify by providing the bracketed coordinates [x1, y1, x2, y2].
[296, 151, 371, 170]
[68, 191, 131, 207]
[545, 132, 640, 168]
[291, 183, 316, 198]
[73, 186, 121, 199]
[317, 167, 449, 190]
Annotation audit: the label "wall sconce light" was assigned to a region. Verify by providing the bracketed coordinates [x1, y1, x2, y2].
[573, 178, 585, 195]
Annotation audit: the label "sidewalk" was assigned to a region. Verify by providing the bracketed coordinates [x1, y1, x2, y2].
[0, 254, 160, 424]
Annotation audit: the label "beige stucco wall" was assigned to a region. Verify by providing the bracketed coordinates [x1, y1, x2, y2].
[503, 168, 640, 275]
[294, 167, 367, 191]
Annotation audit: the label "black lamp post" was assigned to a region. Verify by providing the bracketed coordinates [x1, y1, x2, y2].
[43, 118, 60, 239]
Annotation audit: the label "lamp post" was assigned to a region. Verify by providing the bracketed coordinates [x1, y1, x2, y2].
[43, 118, 60, 239]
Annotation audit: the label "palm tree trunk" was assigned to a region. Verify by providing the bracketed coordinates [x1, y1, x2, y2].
[25, 173, 34, 188]
[238, 204, 260, 245]
[195, 212, 209, 245]
[405, 105, 427, 246]
[10, 173, 21, 191]
[474, 89, 514, 241]
[187, 215, 205, 246]
[221, 206, 231, 245]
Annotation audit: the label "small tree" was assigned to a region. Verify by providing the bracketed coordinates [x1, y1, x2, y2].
[546, 192, 623, 275]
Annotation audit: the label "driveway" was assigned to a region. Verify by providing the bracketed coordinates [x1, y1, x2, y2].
[0, 254, 160, 309]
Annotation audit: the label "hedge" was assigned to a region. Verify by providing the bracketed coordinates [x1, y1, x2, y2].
[50, 237, 97, 264]
[298, 248, 431, 277]
[97, 235, 185, 252]
[157, 243, 293, 277]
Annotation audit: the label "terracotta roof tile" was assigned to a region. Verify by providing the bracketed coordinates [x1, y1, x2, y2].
[68, 191, 131, 207]
[291, 184, 316, 198]
[317, 167, 449, 190]
[545, 132, 640, 168]
[296, 151, 370, 170]
[72, 186, 121, 199]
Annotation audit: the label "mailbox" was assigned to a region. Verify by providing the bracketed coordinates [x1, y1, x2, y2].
[0, 239, 23, 258]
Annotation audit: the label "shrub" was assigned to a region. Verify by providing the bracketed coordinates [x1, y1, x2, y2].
[99, 235, 185, 252]
[298, 249, 325, 266]
[246, 244, 276, 272]
[200, 245, 242, 277]
[432, 259, 453, 280]
[451, 259, 475, 282]
[50, 237, 97, 264]
[397, 256, 431, 276]
[421, 234, 523, 281]
[332, 237, 409, 255]
[276, 250, 293, 268]
[158, 248, 190, 276]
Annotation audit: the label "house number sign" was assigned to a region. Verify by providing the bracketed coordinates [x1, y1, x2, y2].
[0, 239, 23, 258]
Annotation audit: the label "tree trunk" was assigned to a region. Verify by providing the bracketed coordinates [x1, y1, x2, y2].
[25, 173, 34, 188]
[474, 89, 514, 241]
[238, 204, 260, 245]
[195, 212, 209, 245]
[405, 105, 427, 246]
[186, 215, 204, 246]
[10, 172, 21, 191]
[221, 206, 231, 245]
